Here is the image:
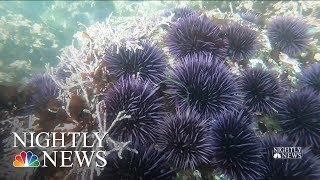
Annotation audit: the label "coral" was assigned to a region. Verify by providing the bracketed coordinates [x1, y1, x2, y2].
[299, 63, 320, 94]
[103, 42, 167, 84]
[104, 77, 164, 145]
[241, 11, 263, 25]
[267, 17, 311, 56]
[210, 109, 265, 179]
[277, 89, 320, 149]
[97, 145, 175, 180]
[166, 53, 240, 117]
[26, 74, 60, 111]
[239, 67, 283, 115]
[225, 24, 260, 62]
[157, 109, 212, 170]
[261, 134, 320, 179]
[166, 15, 228, 60]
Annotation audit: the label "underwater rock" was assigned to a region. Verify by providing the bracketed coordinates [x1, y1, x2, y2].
[0, 85, 18, 110]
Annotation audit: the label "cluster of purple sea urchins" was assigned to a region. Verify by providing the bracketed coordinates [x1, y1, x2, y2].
[10, 8, 320, 180]
[97, 11, 320, 179]
[97, 144, 176, 180]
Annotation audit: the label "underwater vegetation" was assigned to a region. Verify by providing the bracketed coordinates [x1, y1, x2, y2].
[1, 1, 320, 180]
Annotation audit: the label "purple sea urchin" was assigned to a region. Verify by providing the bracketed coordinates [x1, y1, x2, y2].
[103, 42, 167, 84]
[104, 77, 164, 145]
[157, 109, 212, 170]
[239, 67, 283, 115]
[261, 134, 320, 179]
[225, 24, 260, 62]
[166, 15, 228, 60]
[267, 17, 311, 56]
[241, 11, 263, 25]
[97, 145, 175, 180]
[277, 89, 320, 149]
[26, 74, 59, 111]
[211, 110, 265, 179]
[166, 53, 240, 117]
[300, 63, 320, 94]
[169, 7, 198, 22]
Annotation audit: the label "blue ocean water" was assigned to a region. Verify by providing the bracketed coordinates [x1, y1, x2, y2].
[0, 1, 115, 84]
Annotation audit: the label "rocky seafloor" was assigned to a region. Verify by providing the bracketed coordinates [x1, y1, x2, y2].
[1, 1, 320, 179]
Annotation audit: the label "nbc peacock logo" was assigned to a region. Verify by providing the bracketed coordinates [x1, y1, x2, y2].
[13, 151, 40, 167]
